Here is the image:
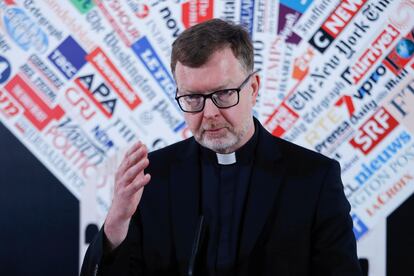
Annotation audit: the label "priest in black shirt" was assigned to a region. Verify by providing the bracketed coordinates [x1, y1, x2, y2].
[81, 19, 362, 276]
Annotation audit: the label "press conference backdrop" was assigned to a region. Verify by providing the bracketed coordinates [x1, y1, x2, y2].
[0, 0, 413, 275]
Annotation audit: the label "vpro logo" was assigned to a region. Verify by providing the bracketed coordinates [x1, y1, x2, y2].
[48, 36, 87, 80]
[131, 36, 177, 107]
[3, 7, 48, 53]
[0, 55, 11, 84]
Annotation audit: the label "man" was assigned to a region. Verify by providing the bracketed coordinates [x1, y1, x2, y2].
[81, 19, 362, 275]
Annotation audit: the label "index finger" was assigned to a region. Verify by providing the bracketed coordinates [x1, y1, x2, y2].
[125, 141, 143, 157]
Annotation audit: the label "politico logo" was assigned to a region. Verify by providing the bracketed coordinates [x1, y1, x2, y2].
[309, 0, 368, 53]
[349, 107, 399, 155]
[48, 36, 87, 80]
[182, 0, 213, 29]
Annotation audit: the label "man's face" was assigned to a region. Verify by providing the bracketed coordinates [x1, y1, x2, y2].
[175, 47, 259, 153]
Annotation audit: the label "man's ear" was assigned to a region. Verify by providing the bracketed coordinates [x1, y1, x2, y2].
[251, 73, 260, 105]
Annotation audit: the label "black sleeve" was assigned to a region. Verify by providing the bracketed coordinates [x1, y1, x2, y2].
[311, 160, 363, 275]
[80, 212, 144, 276]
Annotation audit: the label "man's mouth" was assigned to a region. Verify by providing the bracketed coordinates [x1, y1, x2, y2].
[205, 128, 224, 132]
[203, 126, 227, 136]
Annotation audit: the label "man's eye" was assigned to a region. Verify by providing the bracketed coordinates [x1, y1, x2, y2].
[184, 95, 202, 102]
[215, 90, 236, 99]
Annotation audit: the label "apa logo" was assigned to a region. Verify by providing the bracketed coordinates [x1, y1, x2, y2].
[75, 73, 117, 118]
[0, 55, 11, 84]
[3, 7, 48, 53]
[349, 107, 399, 155]
[86, 48, 142, 110]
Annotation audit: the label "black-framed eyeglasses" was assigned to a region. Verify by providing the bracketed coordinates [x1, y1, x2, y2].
[175, 70, 258, 113]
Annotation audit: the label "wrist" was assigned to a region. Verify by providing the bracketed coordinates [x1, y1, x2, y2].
[104, 215, 131, 250]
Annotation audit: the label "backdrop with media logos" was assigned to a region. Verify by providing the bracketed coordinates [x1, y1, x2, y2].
[0, 0, 413, 275]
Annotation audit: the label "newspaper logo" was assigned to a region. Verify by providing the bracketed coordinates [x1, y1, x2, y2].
[48, 36, 87, 80]
[0, 89, 20, 117]
[131, 36, 176, 106]
[182, 0, 214, 28]
[70, 0, 95, 14]
[264, 102, 299, 137]
[342, 24, 400, 85]
[86, 47, 142, 110]
[280, 0, 312, 14]
[240, 0, 255, 36]
[309, 0, 367, 53]
[0, 55, 11, 84]
[3, 7, 48, 53]
[383, 27, 414, 75]
[4, 75, 65, 130]
[350, 107, 399, 155]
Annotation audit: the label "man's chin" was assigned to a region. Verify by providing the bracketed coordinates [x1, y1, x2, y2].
[200, 138, 238, 153]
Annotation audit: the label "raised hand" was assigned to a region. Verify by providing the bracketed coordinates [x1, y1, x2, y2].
[104, 142, 151, 249]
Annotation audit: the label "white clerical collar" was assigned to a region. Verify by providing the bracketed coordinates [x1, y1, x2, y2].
[216, 152, 236, 165]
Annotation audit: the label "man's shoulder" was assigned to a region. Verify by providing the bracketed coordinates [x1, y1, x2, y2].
[260, 128, 336, 168]
[148, 136, 195, 164]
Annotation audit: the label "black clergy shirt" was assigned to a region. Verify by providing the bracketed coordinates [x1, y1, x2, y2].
[199, 123, 259, 275]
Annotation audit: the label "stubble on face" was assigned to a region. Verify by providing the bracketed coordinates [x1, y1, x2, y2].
[193, 116, 251, 153]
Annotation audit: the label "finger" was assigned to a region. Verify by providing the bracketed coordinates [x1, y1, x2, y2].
[125, 174, 151, 195]
[117, 145, 147, 177]
[120, 157, 149, 186]
[125, 141, 142, 157]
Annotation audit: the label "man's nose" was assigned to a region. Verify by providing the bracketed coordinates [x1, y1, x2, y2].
[203, 98, 220, 118]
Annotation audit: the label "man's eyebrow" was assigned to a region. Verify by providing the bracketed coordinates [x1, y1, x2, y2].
[179, 83, 232, 94]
